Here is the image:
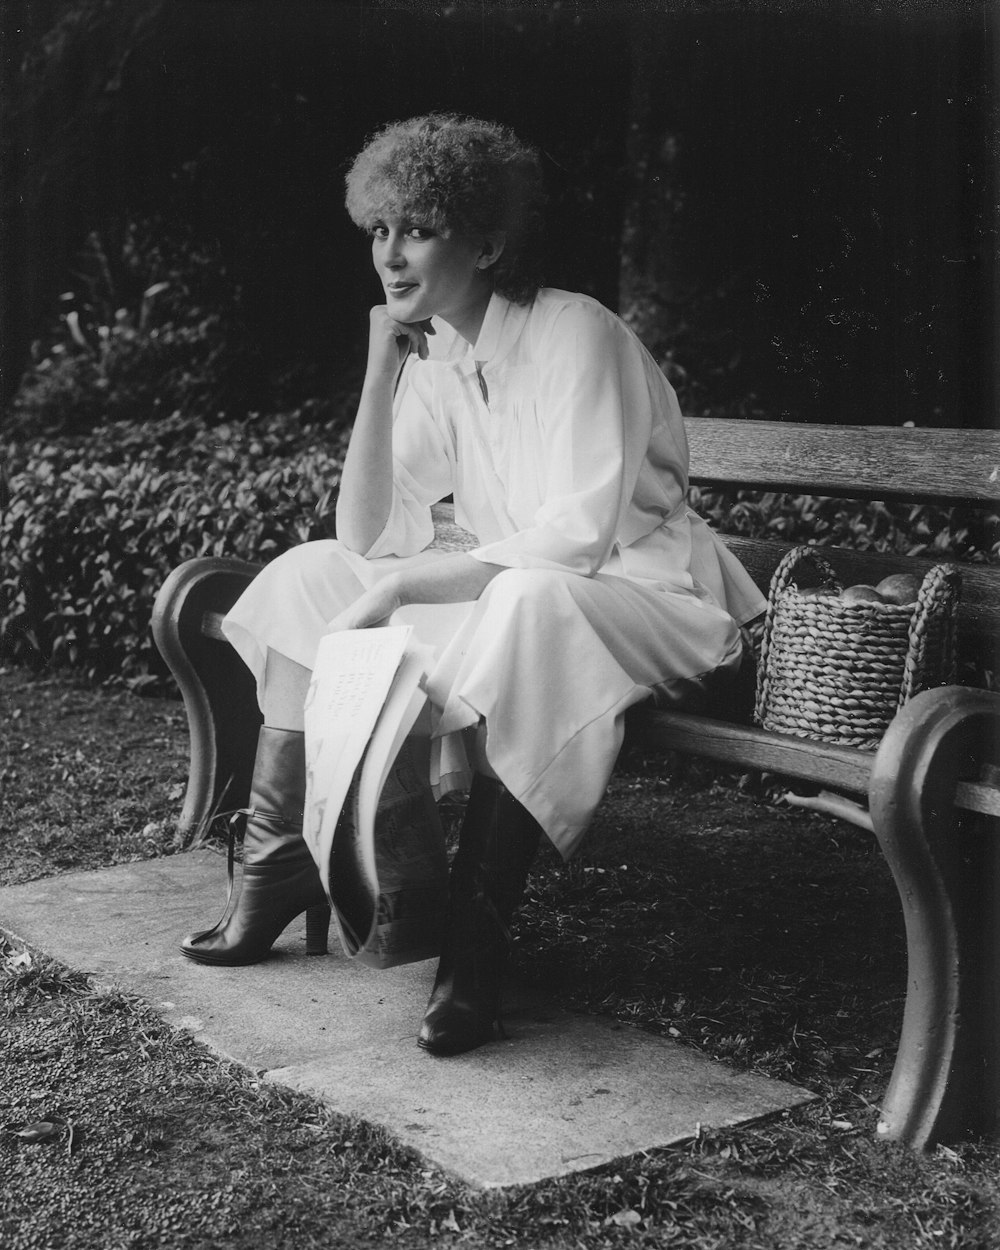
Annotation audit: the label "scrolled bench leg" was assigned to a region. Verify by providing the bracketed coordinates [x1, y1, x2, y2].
[869, 685, 1000, 1148]
[151, 556, 263, 838]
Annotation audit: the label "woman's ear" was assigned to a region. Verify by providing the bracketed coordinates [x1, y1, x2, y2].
[476, 233, 506, 271]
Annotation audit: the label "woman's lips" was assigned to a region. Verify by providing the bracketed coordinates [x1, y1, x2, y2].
[387, 283, 417, 297]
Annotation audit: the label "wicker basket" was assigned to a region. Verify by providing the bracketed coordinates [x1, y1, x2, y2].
[754, 546, 961, 749]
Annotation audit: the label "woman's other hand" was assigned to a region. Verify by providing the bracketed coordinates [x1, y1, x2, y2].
[323, 575, 405, 634]
[324, 556, 504, 635]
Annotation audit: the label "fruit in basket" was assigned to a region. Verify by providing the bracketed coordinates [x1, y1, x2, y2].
[798, 586, 837, 597]
[840, 584, 885, 604]
[876, 572, 921, 605]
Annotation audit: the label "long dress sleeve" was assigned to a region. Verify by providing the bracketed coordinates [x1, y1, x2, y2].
[469, 301, 657, 576]
[362, 357, 456, 559]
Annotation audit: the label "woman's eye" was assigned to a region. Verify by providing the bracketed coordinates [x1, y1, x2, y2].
[371, 224, 389, 239]
[407, 226, 434, 240]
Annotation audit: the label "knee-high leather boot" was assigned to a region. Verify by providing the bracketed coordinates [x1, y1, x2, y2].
[417, 775, 542, 1056]
[180, 726, 330, 966]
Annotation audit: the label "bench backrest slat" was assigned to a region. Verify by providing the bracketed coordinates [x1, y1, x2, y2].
[685, 419, 1000, 506]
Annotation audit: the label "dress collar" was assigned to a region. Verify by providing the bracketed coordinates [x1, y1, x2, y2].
[433, 291, 531, 372]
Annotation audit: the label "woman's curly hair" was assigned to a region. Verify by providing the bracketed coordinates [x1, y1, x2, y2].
[345, 114, 546, 305]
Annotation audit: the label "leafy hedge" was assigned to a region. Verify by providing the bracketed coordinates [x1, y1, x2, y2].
[0, 222, 371, 690]
[691, 487, 999, 564]
[1, 410, 349, 690]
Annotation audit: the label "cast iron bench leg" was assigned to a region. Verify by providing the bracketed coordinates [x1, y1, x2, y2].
[869, 685, 1000, 1147]
[151, 556, 263, 838]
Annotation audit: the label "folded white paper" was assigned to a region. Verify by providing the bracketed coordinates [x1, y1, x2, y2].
[303, 627, 449, 967]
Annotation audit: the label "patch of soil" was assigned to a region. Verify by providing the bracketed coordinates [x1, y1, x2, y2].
[0, 667, 188, 885]
[521, 749, 908, 1099]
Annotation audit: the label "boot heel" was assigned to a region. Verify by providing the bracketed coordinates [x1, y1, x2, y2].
[305, 903, 331, 955]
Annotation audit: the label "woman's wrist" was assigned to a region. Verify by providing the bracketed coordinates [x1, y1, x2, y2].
[391, 556, 502, 607]
[335, 380, 394, 550]
[379, 570, 406, 607]
[357, 370, 397, 416]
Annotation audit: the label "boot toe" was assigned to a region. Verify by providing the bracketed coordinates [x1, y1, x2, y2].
[179, 930, 262, 966]
[417, 1002, 498, 1056]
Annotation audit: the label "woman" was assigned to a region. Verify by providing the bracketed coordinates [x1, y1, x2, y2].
[180, 114, 766, 1056]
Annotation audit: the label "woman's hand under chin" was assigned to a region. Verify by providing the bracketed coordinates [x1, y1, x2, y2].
[367, 306, 435, 376]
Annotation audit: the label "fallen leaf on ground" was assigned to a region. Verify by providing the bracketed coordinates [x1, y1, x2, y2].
[606, 1208, 643, 1228]
[15, 1119, 64, 1143]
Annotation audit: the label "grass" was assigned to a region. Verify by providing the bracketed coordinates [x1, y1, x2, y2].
[2, 664, 1000, 1248]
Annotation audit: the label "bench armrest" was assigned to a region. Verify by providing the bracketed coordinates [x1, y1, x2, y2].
[151, 556, 263, 837]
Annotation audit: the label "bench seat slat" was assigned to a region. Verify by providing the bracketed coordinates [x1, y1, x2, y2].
[202, 610, 228, 642]
[203, 603, 997, 814]
[955, 780, 1000, 818]
[630, 707, 874, 795]
[686, 419, 1000, 506]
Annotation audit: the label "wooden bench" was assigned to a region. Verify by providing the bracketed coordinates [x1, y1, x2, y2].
[152, 417, 1000, 1150]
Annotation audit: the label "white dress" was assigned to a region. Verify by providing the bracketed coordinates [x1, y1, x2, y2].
[223, 289, 766, 858]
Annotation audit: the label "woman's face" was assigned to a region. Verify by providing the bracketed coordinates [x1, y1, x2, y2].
[371, 214, 494, 343]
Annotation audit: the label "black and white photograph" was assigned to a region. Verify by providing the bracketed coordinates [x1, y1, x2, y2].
[2, 1, 998, 1244]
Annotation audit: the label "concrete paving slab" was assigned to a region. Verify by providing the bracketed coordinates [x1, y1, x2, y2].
[0, 850, 815, 1188]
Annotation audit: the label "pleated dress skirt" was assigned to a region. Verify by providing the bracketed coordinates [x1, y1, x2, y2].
[222, 539, 744, 859]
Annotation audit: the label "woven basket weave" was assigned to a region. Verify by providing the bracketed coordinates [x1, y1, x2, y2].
[754, 546, 961, 749]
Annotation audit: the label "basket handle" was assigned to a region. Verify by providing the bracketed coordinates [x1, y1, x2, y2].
[899, 563, 962, 706]
[755, 545, 841, 724]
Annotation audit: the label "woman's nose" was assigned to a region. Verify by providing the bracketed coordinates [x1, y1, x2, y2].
[383, 234, 405, 268]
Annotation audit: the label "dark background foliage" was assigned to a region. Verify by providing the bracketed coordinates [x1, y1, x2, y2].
[2, 0, 996, 426]
[2, 0, 633, 417]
